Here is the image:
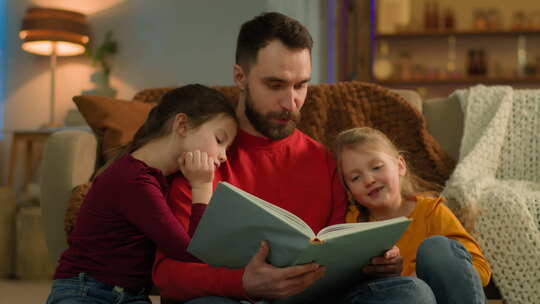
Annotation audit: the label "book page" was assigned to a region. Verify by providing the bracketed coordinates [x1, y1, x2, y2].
[188, 182, 315, 268]
[234, 185, 315, 238]
[316, 217, 409, 240]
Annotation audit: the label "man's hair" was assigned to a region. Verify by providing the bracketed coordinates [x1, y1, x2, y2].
[235, 12, 313, 71]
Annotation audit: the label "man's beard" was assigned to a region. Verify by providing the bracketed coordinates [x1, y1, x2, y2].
[244, 86, 301, 140]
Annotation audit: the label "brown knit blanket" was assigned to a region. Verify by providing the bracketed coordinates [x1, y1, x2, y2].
[213, 81, 454, 185]
[301, 81, 455, 185]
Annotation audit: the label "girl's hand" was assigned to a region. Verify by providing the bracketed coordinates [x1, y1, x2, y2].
[178, 150, 215, 185]
[178, 150, 215, 204]
[362, 245, 403, 277]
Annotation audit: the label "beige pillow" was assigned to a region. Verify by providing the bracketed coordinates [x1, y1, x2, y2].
[73, 95, 155, 159]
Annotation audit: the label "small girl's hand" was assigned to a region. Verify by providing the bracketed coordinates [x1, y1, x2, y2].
[362, 245, 403, 277]
[178, 150, 215, 185]
[178, 150, 215, 204]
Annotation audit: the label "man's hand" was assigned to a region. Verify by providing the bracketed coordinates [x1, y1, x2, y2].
[362, 245, 403, 278]
[243, 241, 325, 299]
[178, 150, 215, 204]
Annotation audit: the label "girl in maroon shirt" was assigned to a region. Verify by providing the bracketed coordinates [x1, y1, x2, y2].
[45, 84, 238, 304]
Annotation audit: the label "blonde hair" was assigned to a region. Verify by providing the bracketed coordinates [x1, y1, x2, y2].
[334, 127, 442, 218]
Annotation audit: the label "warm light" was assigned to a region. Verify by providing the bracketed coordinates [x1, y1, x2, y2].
[19, 7, 90, 57]
[31, 0, 126, 15]
[22, 40, 86, 56]
[18, 6, 91, 127]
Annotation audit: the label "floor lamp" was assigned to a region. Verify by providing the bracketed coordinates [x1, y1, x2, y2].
[19, 7, 90, 128]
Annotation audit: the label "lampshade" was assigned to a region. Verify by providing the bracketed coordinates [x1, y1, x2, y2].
[19, 7, 90, 56]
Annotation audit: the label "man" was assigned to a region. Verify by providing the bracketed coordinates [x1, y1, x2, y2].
[153, 12, 435, 304]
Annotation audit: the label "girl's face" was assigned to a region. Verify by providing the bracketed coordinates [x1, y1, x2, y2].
[340, 146, 406, 212]
[180, 114, 238, 168]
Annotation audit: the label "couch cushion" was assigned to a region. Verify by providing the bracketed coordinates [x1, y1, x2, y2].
[422, 95, 464, 161]
[73, 95, 156, 160]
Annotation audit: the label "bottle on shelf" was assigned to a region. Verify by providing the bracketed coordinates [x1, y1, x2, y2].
[467, 50, 479, 76]
[467, 49, 488, 76]
[424, 0, 439, 30]
[443, 7, 455, 30]
[373, 41, 394, 80]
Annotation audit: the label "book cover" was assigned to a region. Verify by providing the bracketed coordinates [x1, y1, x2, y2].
[188, 182, 411, 304]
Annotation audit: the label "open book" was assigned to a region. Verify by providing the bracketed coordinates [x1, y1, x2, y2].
[188, 182, 411, 304]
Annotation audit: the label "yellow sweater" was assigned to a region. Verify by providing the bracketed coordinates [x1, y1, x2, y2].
[346, 196, 491, 286]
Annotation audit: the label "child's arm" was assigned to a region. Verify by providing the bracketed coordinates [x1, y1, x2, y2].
[114, 174, 198, 261]
[153, 175, 248, 301]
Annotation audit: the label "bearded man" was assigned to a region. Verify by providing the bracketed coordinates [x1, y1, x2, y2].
[153, 12, 436, 304]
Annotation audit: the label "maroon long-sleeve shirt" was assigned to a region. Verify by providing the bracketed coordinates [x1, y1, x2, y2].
[54, 154, 204, 290]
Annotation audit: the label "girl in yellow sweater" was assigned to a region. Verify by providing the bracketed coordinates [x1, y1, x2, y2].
[334, 127, 491, 304]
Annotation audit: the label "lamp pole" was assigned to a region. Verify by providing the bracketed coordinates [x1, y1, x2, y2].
[49, 41, 57, 127]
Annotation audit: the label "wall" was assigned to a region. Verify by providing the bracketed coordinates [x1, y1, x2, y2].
[0, 0, 324, 191]
[0, 0, 5, 139]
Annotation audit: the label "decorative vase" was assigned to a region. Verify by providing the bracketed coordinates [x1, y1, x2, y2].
[82, 70, 117, 97]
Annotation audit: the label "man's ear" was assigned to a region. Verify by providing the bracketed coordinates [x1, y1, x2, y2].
[233, 64, 247, 90]
[398, 155, 407, 177]
[173, 113, 189, 136]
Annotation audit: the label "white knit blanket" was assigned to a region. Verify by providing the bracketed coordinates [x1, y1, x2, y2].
[442, 85, 540, 304]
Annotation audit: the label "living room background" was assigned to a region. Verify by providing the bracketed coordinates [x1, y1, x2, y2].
[0, 0, 321, 189]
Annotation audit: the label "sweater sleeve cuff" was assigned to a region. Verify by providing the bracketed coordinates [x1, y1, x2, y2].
[231, 269, 263, 303]
[218, 268, 250, 299]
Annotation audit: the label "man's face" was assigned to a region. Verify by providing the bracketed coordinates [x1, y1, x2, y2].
[243, 84, 300, 139]
[235, 40, 311, 139]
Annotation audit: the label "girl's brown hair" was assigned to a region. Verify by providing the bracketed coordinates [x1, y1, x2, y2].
[95, 84, 237, 177]
[334, 127, 442, 219]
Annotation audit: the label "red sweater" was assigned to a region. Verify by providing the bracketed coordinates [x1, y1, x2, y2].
[153, 129, 347, 301]
[55, 154, 203, 290]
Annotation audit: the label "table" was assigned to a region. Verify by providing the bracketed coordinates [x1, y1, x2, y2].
[7, 129, 56, 190]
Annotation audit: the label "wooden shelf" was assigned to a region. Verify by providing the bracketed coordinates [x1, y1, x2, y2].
[376, 29, 540, 39]
[376, 76, 540, 85]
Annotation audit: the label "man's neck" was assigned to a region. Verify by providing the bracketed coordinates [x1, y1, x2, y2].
[236, 97, 265, 138]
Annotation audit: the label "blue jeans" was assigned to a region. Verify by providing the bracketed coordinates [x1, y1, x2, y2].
[45, 273, 151, 304]
[416, 235, 486, 304]
[181, 276, 435, 304]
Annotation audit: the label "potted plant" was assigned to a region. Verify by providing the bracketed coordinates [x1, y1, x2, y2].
[82, 30, 118, 97]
